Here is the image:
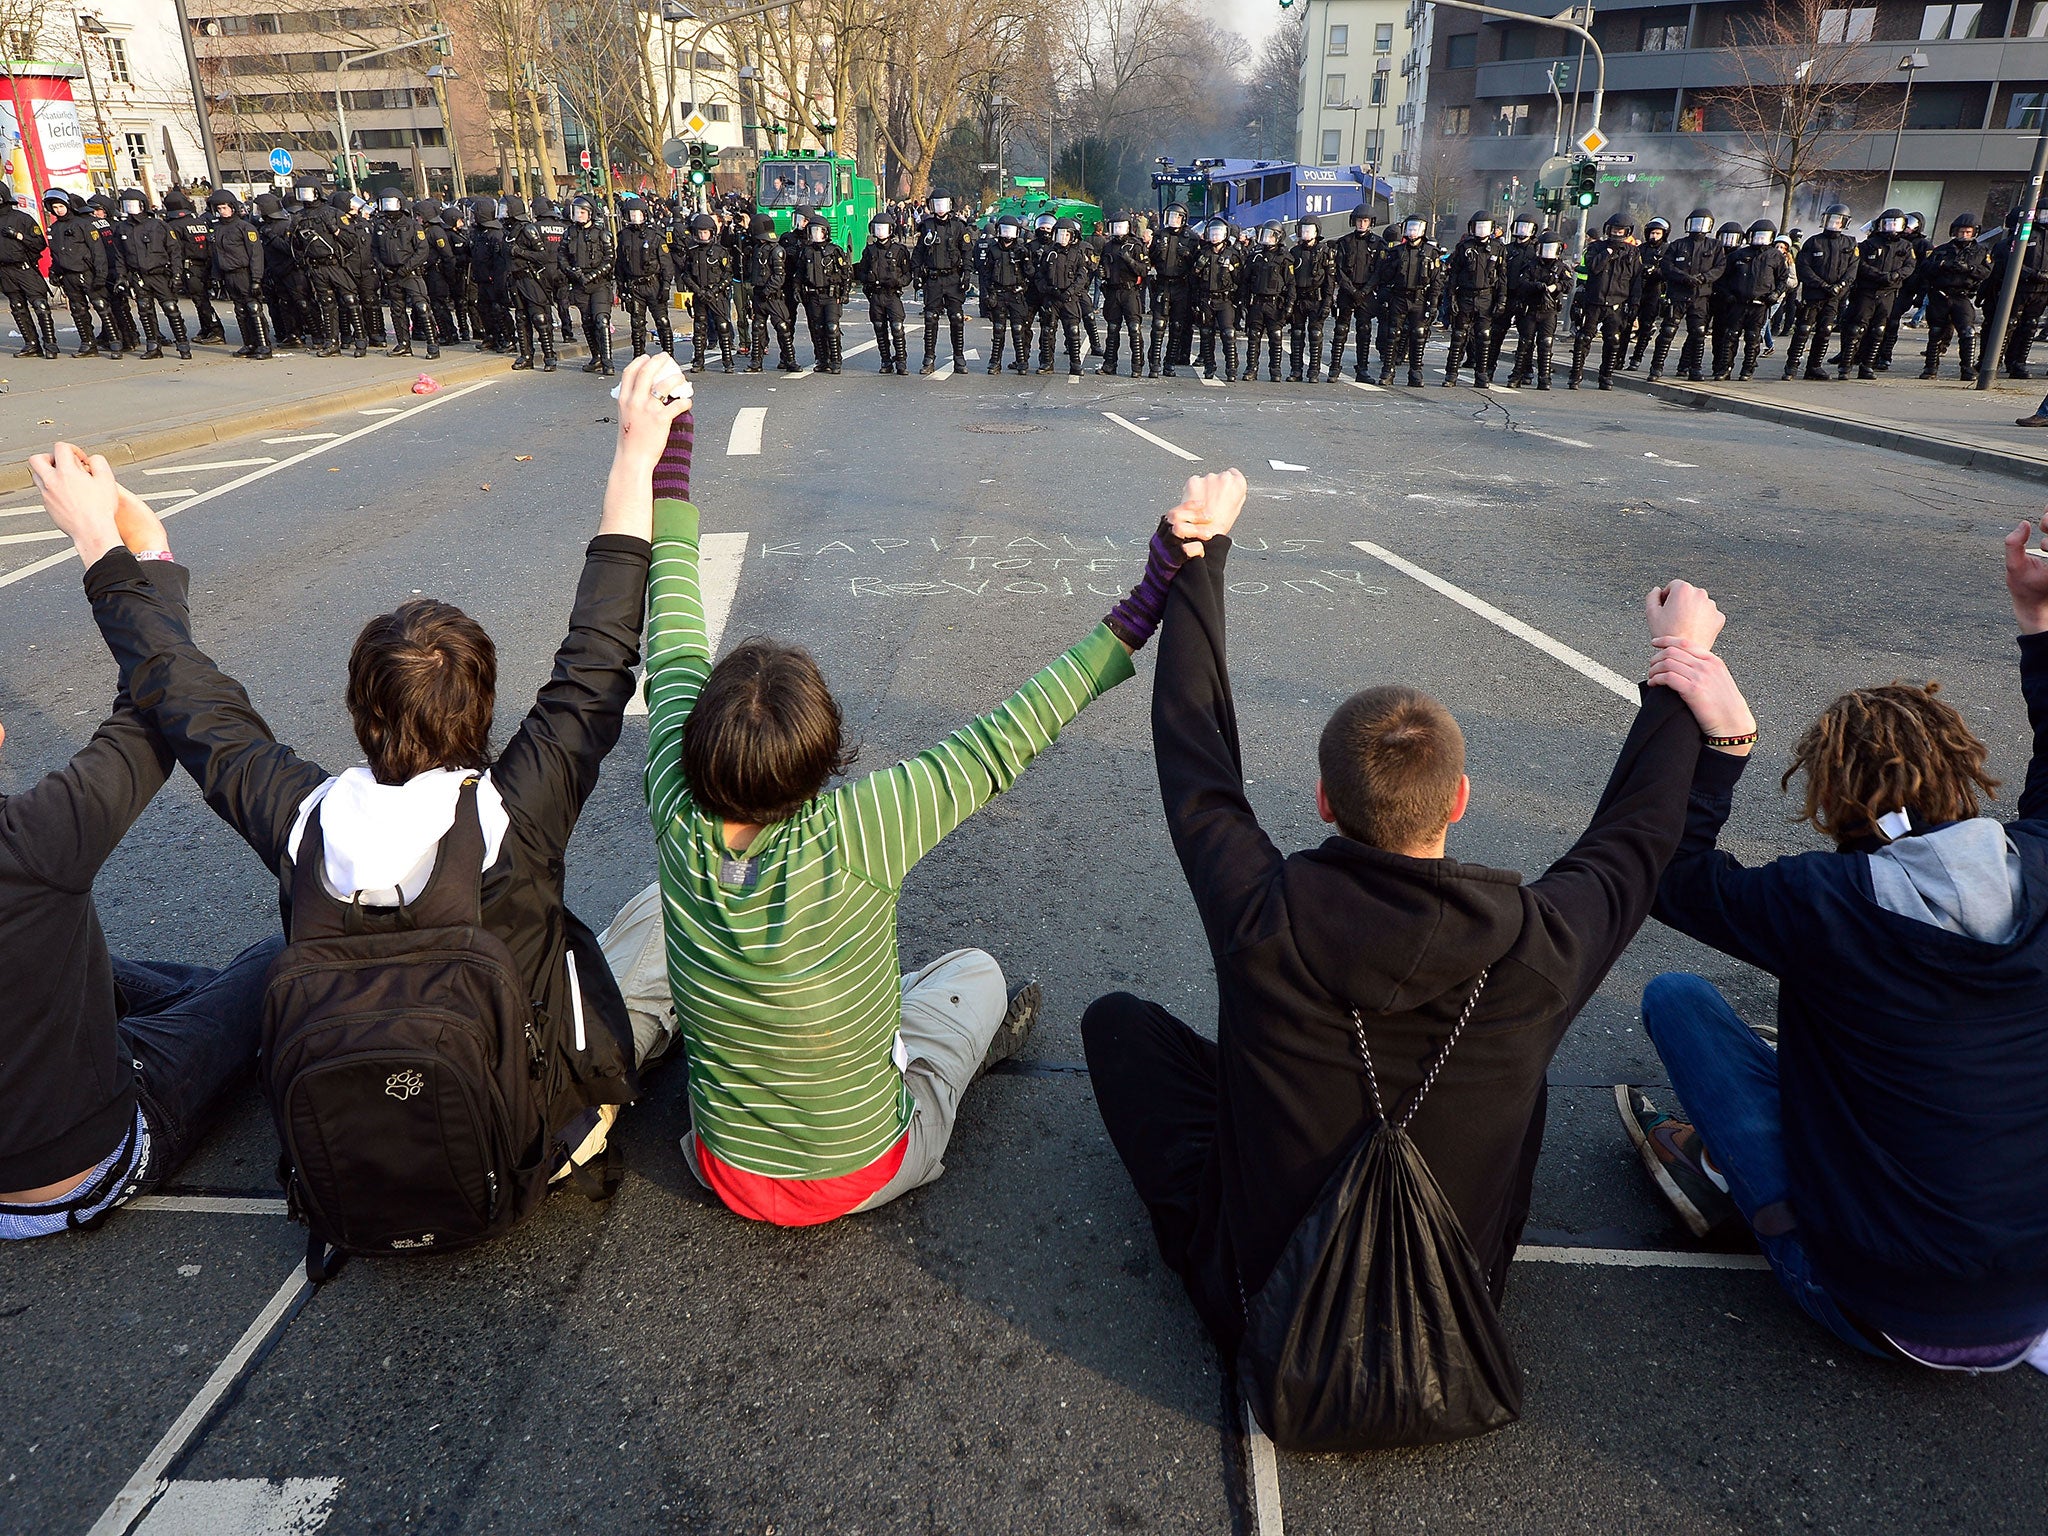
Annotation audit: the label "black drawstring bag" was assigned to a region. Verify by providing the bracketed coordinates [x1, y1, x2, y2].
[1239, 971, 1524, 1453]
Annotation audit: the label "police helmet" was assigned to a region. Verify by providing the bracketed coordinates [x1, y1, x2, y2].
[870, 215, 892, 241]
[42, 187, 68, 210]
[500, 194, 528, 222]
[1034, 212, 1057, 233]
[1109, 214, 1130, 236]
[1402, 216, 1427, 239]
[1297, 217, 1320, 242]
[1644, 217, 1669, 239]
[415, 199, 439, 222]
[1787, 228, 1804, 243]
[1054, 217, 1079, 245]
[1685, 207, 1714, 234]
[1952, 211, 1980, 235]
[1717, 222, 1744, 247]
[1747, 218, 1776, 245]
[929, 193, 953, 217]
[1538, 236, 1564, 258]
[1605, 215, 1634, 237]
[207, 189, 241, 216]
[791, 205, 811, 226]
[1905, 211, 1925, 231]
[254, 192, 284, 219]
[1164, 202, 1188, 229]
[1350, 203, 1375, 229]
[747, 212, 773, 237]
[807, 218, 828, 241]
[568, 197, 593, 224]
[1204, 218, 1230, 243]
[685, 212, 713, 241]
[997, 219, 1021, 241]
[163, 189, 191, 213]
[1823, 203, 1850, 232]
[295, 183, 321, 203]
[625, 200, 648, 226]
[1878, 207, 1906, 233]
[1468, 212, 1494, 237]
[118, 188, 148, 217]
[1511, 217, 1537, 239]
[1260, 219, 1283, 245]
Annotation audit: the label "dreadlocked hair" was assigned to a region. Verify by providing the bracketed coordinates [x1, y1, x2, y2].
[1781, 680, 1999, 847]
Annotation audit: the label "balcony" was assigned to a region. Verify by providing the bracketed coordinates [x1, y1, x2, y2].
[1473, 35, 2048, 100]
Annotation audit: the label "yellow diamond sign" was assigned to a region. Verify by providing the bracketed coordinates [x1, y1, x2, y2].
[1576, 127, 1610, 157]
[684, 111, 709, 136]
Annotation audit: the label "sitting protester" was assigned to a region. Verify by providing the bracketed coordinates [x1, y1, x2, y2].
[30, 355, 691, 1260]
[617, 424, 1227, 1226]
[1620, 518, 2048, 1371]
[1084, 470, 1737, 1434]
[1, 482, 279, 1239]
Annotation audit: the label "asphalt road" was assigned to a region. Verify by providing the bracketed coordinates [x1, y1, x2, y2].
[2, 334, 2045, 1535]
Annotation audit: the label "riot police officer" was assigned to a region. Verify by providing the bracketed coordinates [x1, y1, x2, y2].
[0, 186, 58, 359]
[915, 190, 974, 375]
[255, 191, 306, 347]
[1444, 211, 1503, 387]
[471, 198, 513, 353]
[1782, 203, 1857, 381]
[1288, 216, 1336, 382]
[1716, 219, 1791, 381]
[1570, 214, 1640, 389]
[1840, 209, 1918, 379]
[46, 191, 114, 356]
[979, 217, 1033, 375]
[1649, 209, 1725, 382]
[1326, 205, 1382, 383]
[85, 192, 140, 353]
[855, 213, 914, 373]
[561, 196, 615, 375]
[502, 195, 557, 370]
[794, 215, 850, 373]
[1377, 216, 1440, 387]
[420, 200, 462, 349]
[206, 189, 270, 358]
[1097, 212, 1149, 376]
[296, 191, 365, 358]
[1626, 217, 1669, 369]
[616, 196, 674, 363]
[111, 188, 189, 360]
[1040, 217, 1091, 377]
[1919, 212, 1990, 381]
[1191, 217, 1243, 382]
[161, 189, 223, 342]
[1987, 204, 2048, 377]
[1242, 220, 1293, 383]
[369, 190, 438, 359]
[1504, 230, 1569, 390]
[1146, 202, 1197, 377]
[743, 211, 796, 371]
[678, 211, 737, 373]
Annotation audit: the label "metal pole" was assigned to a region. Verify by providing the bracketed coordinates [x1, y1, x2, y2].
[335, 29, 450, 196]
[1548, 66, 1564, 155]
[170, 0, 221, 186]
[1978, 110, 2048, 388]
[1882, 64, 1917, 206]
[72, 12, 115, 194]
[689, 0, 795, 172]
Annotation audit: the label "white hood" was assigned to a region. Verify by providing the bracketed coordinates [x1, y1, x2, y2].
[286, 765, 510, 906]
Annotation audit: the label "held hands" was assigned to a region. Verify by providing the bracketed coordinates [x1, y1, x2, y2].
[2004, 514, 2048, 635]
[29, 442, 128, 568]
[612, 353, 693, 474]
[1648, 641, 1757, 752]
[1166, 468, 1247, 556]
[1645, 579, 1724, 652]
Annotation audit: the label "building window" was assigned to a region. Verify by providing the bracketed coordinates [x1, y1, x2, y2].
[124, 130, 148, 179]
[1320, 127, 1342, 163]
[1818, 7, 1876, 41]
[1491, 102, 1530, 135]
[1442, 105, 1470, 135]
[1445, 33, 1476, 68]
[2012, 89, 2048, 128]
[1324, 73, 1346, 105]
[1328, 23, 1348, 54]
[102, 36, 131, 83]
[2029, 1, 2048, 34]
[707, 102, 730, 121]
[1368, 73, 1386, 105]
[1376, 23, 1394, 52]
[1920, 3, 1982, 36]
[1364, 128, 1385, 162]
[1641, 24, 1688, 49]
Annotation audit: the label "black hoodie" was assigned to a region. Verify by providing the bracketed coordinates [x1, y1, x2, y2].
[1151, 543, 1701, 1345]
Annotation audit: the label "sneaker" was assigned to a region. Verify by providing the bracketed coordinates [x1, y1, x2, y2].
[1615, 1086, 1740, 1238]
[974, 981, 1041, 1081]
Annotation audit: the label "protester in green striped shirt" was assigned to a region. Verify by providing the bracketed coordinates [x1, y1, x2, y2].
[608, 404, 1238, 1226]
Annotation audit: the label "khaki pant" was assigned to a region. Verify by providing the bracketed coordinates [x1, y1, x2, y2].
[597, 879, 1009, 1213]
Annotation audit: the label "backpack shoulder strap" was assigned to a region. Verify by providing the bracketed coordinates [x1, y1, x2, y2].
[403, 776, 487, 930]
[1350, 968, 1491, 1134]
[285, 801, 359, 941]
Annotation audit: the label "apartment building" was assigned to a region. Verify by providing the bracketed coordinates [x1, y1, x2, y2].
[1426, 0, 2048, 230]
[1296, 0, 1412, 201]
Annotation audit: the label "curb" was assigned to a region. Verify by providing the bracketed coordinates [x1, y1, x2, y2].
[1608, 371, 2048, 487]
[1, 344, 588, 496]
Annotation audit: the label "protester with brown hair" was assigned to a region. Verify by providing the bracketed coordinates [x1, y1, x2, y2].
[1622, 518, 2048, 1371]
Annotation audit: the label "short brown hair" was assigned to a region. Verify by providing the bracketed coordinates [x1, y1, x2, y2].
[1318, 686, 1466, 852]
[346, 599, 497, 785]
[683, 638, 856, 824]
[1783, 680, 1998, 847]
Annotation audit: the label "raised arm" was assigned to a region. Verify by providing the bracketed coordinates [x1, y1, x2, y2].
[2003, 516, 2048, 823]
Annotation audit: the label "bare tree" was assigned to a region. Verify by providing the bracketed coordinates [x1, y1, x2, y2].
[1405, 132, 1469, 233]
[1697, 0, 1902, 227]
[552, 0, 656, 183]
[1238, 5, 1305, 162]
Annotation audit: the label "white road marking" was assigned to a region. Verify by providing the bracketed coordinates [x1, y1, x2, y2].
[726, 406, 766, 456]
[842, 338, 878, 359]
[133, 1477, 341, 1535]
[1516, 1245, 1771, 1271]
[0, 506, 44, 518]
[966, 348, 981, 360]
[0, 527, 66, 546]
[128, 1194, 289, 1216]
[626, 530, 748, 716]
[1351, 540, 1638, 702]
[1103, 412, 1201, 462]
[136, 489, 197, 502]
[88, 1263, 317, 1536]
[1644, 451, 1699, 467]
[357, 407, 403, 416]
[0, 381, 495, 593]
[1269, 459, 1308, 472]
[1519, 428, 1595, 449]
[142, 458, 275, 476]
[1200, 375, 1225, 387]
[1244, 1396, 1286, 1536]
[1346, 378, 1383, 393]
[930, 362, 955, 380]
[261, 433, 339, 444]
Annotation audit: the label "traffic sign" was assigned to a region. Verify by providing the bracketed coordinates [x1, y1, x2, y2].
[269, 147, 293, 177]
[1595, 152, 1635, 163]
[579, 148, 591, 170]
[1575, 127, 1610, 157]
[1013, 175, 1046, 188]
[977, 162, 999, 172]
[661, 136, 689, 168]
[684, 110, 709, 136]
[1535, 153, 1573, 192]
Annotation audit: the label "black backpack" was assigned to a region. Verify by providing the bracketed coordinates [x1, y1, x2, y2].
[261, 781, 555, 1279]
[1239, 971, 1524, 1453]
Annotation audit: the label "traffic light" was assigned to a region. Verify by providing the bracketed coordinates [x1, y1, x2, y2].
[1570, 159, 1599, 209]
[687, 142, 717, 187]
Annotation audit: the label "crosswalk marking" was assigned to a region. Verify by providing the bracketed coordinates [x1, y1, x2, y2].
[261, 433, 340, 444]
[143, 458, 275, 476]
[726, 407, 766, 456]
[133, 1478, 342, 1535]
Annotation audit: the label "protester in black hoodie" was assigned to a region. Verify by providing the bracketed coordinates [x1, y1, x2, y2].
[1621, 521, 2048, 1371]
[1, 467, 278, 1240]
[1083, 468, 1729, 1360]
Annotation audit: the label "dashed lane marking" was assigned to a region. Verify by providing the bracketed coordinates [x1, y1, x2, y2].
[726, 406, 766, 456]
[1346, 378, 1383, 393]
[136, 489, 196, 502]
[356, 407, 404, 416]
[128, 1194, 289, 1216]
[842, 339, 878, 360]
[1244, 1397, 1286, 1536]
[1200, 375, 1226, 387]
[142, 458, 275, 476]
[0, 381, 495, 592]
[1516, 1245, 1770, 1271]
[626, 530, 747, 717]
[87, 1263, 318, 1536]
[0, 528, 66, 546]
[1351, 540, 1638, 702]
[260, 433, 339, 444]
[1103, 412, 1201, 462]
[1520, 428, 1596, 449]
[133, 1477, 341, 1535]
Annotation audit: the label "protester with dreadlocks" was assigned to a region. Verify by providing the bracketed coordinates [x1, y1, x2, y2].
[1619, 520, 2048, 1374]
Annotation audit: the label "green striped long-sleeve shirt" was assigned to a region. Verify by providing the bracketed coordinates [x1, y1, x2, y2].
[644, 499, 1135, 1179]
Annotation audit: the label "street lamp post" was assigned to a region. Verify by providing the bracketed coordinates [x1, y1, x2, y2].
[335, 27, 451, 196]
[170, 0, 222, 186]
[427, 64, 463, 194]
[1881, 51, 1930, 208]
[1371, 55, 1391, 193]
[72, 10, 116, 193]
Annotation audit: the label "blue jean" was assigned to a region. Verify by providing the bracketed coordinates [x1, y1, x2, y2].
[1640, 973, 1886, 1357]
[113, 934, 283, 1184]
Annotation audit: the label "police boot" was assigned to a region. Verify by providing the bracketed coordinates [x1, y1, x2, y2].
[720, 323, 735, 373]
[1535, 335, 1553, 388]
[657, 318, 677, 360]
[1221, 333, 1238, 383]
[950, 315, 968, 375]
[581, 314, 601, 371]
[1568, 332, 1590, 388]
[165, 301, 192, 361]
[1099, 332, 1118, 376]
[1781, 330, 1806, 380]
[1737, 330, 1760, 381]
[1009, 322, 1030, 373]
[252, 306, 274, 360]
[1834, 330, 1857, 380]
[1084, 311, 1103, 358]
[35, 303, 60, 359]
[690, 323, 708, 370]
[511, 312, 534, 369]
[595, 325, 613, 377]
[2009, 329, 2034, 379]
[343, 299, 368, 357]
[1268, 334, 1284, 383]
[892, 322, 909, 376]
[1804, 334, 1833, 381]
[110, 293, 139, 353]
[1646, 332, 1672, 383]
[826, 329, 842, 374]
[1920, 340, 1945, 380]
[418, 305, 440, 361]
[629, 312, 647, 362]
[919, 325, 938, 374]
[988, 326, 1005, 374]
[1960, 334, 1977, 380]
[315, 295, 342, 357]
[230, 300, 261, 358]
[10, 298, 37, 357]
[388, 302, 413, 357]
[539, 318, 558, 372]
[1155, 321, 1174, 378]
[774, 320, 798, 370]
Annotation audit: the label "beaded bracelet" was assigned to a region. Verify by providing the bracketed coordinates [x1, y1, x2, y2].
[1704, 731, 1758, 749]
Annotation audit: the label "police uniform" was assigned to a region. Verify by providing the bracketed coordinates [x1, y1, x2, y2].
[0, 187, 58, 359]
[110, 191, 190, 359]
[502, 195, 558, 370]
[915, 202, 974, 374]
[1377, 228, 1441, 386]
[161, 189, 223, 341]
[207, 191, 271, 358]
[369, 197, 439, 358]
[1242, 230, 1293, 384]
[794, 225, 850, 373]
[742, 214, 796, 370]
[854, 222, 914, 374]
[679, 217, 738, 373]
[1096, 223, 1149, 376]
[1146, 212, 1197, 376]
[561, 200, 616, 375]
[296, 195, 366, 357]
[979, 223, 1033, 374]
[1191, 229, 1244, 382]
[616, 204, 674, 362]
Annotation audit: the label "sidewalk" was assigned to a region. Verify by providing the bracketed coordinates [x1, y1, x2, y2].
[1608, 352, 2048, 485]
[0, 334, 589, 495]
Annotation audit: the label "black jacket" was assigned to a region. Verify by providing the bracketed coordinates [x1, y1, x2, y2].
[1152, 543, 1701, 1347]
[1795, 228, 1859, 296]
[0, 205, 49, 267]
[1660, 231, 1726, 300]
[83, 539, 651, 1121]
[0, 560, 185, 1191]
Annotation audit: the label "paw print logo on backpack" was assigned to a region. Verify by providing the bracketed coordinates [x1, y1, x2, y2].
[385, 1068, 426, 1102]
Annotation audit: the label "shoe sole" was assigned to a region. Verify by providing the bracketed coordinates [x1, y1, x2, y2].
[1614, 1084, 1715, 1240]
[975, 981, 1041, 1080]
